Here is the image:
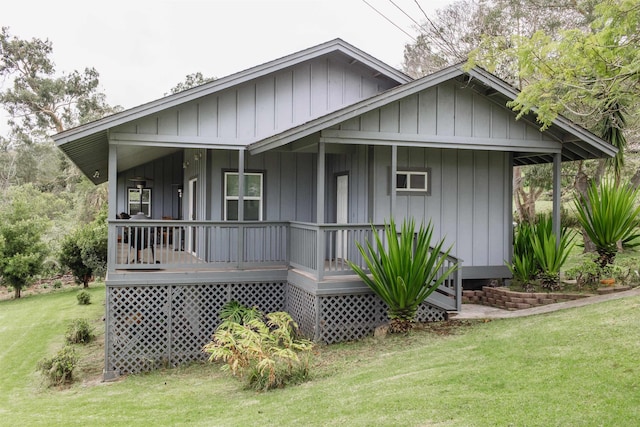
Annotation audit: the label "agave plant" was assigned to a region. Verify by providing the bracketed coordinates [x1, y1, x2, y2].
[574, 180, 640, 267]
[348, 218, 458, 334]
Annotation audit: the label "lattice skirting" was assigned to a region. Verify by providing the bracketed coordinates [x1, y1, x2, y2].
[285, 283, 448, 344]
[104, 281, 447, 377]
[105, 282, 285, 376]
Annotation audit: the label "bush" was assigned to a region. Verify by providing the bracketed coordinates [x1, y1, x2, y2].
[52, 280, 63, 289]
[37, 346, 78, 386]
[76, 290, 91, 305]
[204, 305, 313, 391]
[65, 318, 94, 344]
[349, 218, 457, 333]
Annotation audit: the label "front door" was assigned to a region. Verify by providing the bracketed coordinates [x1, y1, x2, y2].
[336, 174, 348, 260]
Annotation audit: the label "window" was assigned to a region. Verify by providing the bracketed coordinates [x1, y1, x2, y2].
[396, 170, 430, 193]
[128, 188, 151, 216]
[224, 172, 263, 221]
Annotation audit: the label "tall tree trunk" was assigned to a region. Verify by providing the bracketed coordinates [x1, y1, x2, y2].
[513, 166, 543, 223]
[14, 287, 21, 299]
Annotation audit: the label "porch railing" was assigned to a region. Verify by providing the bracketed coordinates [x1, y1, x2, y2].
[289, 222, 461, 311]
[108, 220, 288, 271]
[108, 219, 461, 310]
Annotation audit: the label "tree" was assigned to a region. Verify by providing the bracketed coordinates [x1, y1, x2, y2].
[0, 27, 119, 203]
[469, 0, 640, 181]
[404, 0, 599, 223]
[0, 27, 120, 139]
[167, 72, 216, 95]
[59, 208, 108, 287]
[0, 186, 49, 298]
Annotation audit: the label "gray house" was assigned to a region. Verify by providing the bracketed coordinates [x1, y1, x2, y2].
[53, 39, 615, 378]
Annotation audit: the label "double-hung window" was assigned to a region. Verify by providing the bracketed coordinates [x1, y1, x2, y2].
[128, 188, 151, 216]
[224, 172, 263, 221]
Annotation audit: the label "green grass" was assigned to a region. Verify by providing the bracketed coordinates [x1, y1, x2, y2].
[1, 285, 640, 426]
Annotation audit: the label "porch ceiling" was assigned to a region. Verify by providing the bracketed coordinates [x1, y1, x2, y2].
[57, 132, 181, 185]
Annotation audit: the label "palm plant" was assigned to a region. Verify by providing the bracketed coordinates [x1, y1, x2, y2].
[349, 218, 458, 334]
[574, 180, 640, 268]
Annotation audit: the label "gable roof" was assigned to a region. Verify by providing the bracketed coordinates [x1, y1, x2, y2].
[52, 39, 411, 184]
[248, 64, 617, 165]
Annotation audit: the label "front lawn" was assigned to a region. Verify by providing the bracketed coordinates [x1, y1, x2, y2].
[1, 284, 639, 426]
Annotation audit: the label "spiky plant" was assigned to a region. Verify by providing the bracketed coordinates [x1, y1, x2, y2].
[574, 180, 640, 268]
[349, 218, 458, 334]
[530, 216, 574, 290]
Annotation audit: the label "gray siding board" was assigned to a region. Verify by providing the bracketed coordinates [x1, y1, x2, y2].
[218, 91, 237, 138]
[472, 151, 490, 266]
[472, 95, 492, 138]
[399, 95, 418, 134]
[256, 78, 275, 137]
[489, 152, 507, 264]
[454, 87, 473, 137]
[198, 97, 218, 137]
[456, 150, 474, 263]
[292, 64, 311, 124]
[310, 59, 328, 116]
[179, 104, 198, 136]
[440, 149, 458, 254]
[237, 84, 256, 139]
[436, 83, 455, 137]
[275, 71, 294, 130]
[418, 88, 437, 134]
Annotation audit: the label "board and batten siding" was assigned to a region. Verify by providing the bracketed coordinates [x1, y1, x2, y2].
[116, 151, 183, 220]
[369, 146, 511, 268]
[208, 150, 316, 222]
[335, 80, 557, 144]
[111, 56, 395, 143]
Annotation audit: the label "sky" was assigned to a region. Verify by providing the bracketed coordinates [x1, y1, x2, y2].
[1, 0, 453, 127]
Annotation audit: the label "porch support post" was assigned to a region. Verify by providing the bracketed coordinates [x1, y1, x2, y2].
[317, 141, 325, 281]
[238, 149, 245, 269]
[108, 143, 118, 220]
[390, 145, 397, 218]
[107, 143, 118, 273]
[552, 152, 561, 247]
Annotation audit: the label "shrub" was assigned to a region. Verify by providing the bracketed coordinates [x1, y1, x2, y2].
[204, 305, 313, 391]
[65, 318, 94, 344]
[508, 215, 573, 291]
[574, 179, 640, 267]
[52, 280, 63, 289]
[349, 218, 458, 333]
[530, 216, 574, 290]
[76, 290, 91, 305]
[218, 300, 262, 324]
[37, 346, 78, 386]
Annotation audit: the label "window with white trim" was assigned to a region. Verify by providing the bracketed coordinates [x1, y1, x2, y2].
[396, 170, 430, 193]
[224, 172, 263, 221]
[128, 188, 151, 216]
